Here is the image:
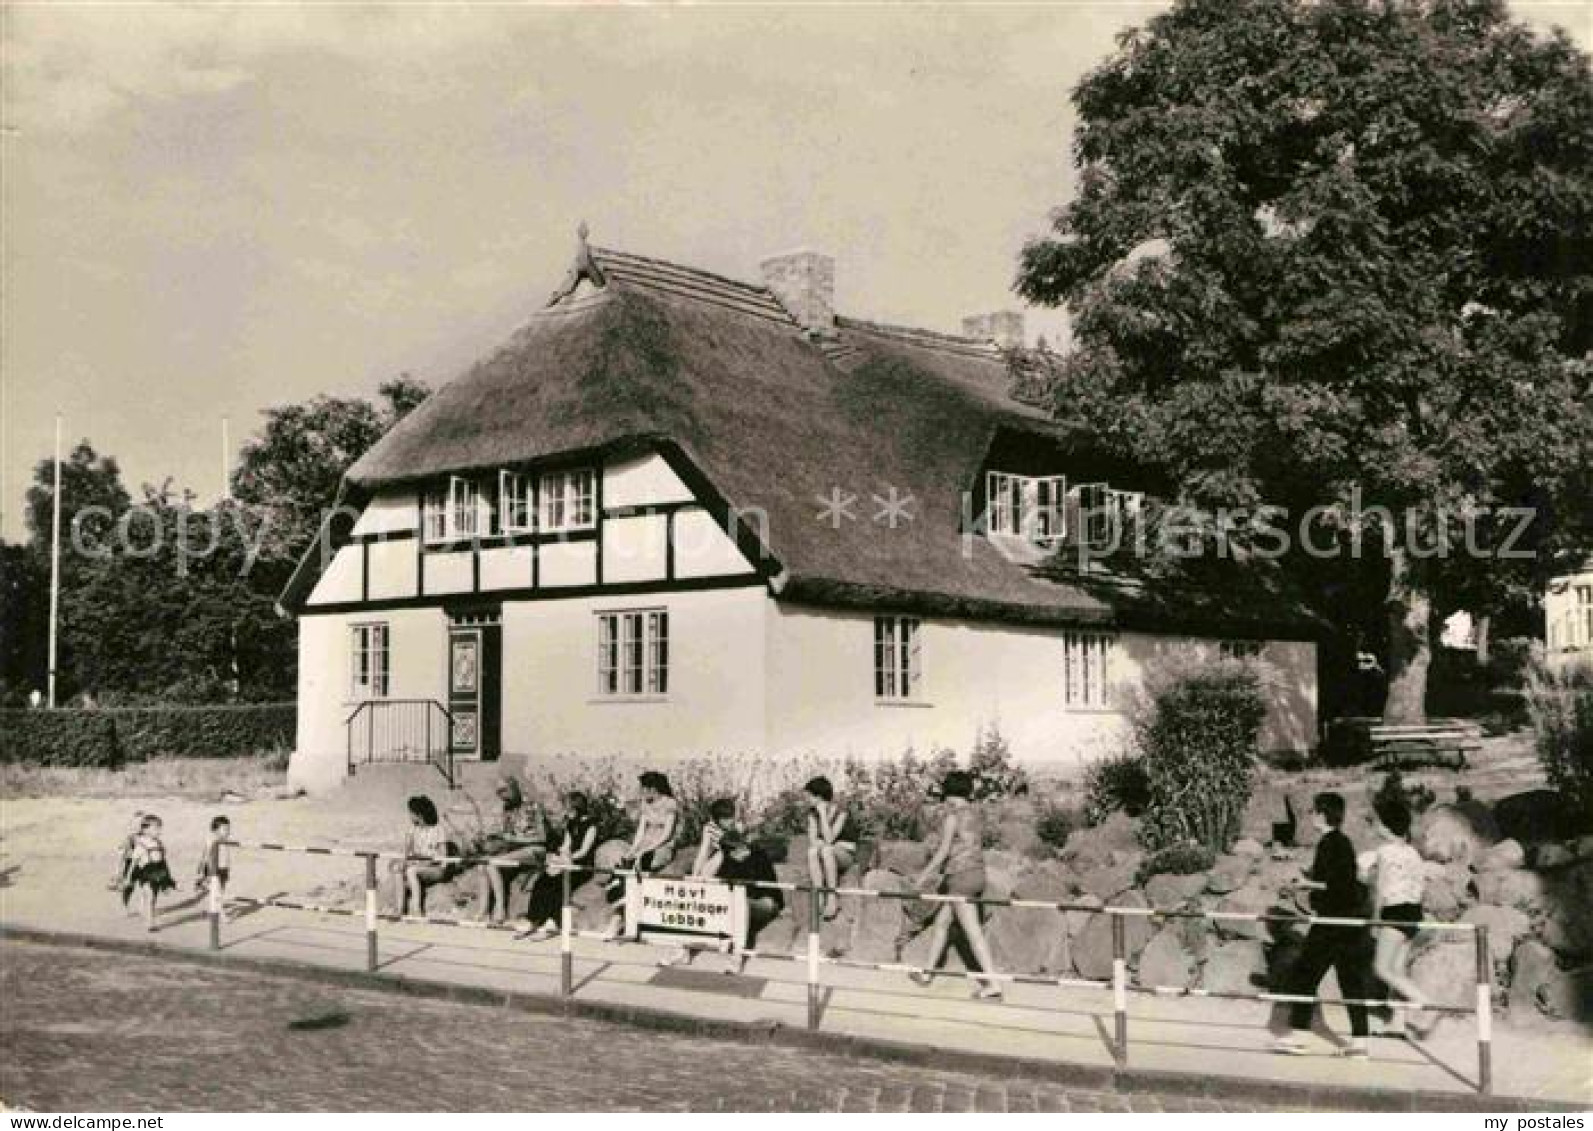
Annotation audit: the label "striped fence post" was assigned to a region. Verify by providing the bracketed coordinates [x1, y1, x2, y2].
[207, 873, 223, 951]
[806, 883, 822, 1031]
[1475, 925, 1492, 1095]
[364, 854, 379, 973]
[1111, 911, 1128, 1067]
[560, 867, 574, 998]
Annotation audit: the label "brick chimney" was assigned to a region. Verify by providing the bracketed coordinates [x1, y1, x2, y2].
[760, 249, 834, 332]
[961, 310, 1025, 350]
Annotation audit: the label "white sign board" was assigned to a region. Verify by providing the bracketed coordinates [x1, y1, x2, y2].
[627, 876, 747, 953]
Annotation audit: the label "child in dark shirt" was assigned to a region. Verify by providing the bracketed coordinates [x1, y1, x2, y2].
[1272, 791, 1374, 1059]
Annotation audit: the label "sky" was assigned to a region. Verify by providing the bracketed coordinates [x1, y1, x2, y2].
[2, 2, 1588, 542]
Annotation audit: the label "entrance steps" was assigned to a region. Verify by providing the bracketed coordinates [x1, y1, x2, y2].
[335, 760, 513, 825]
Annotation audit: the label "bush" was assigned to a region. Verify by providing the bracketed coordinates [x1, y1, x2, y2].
[1033, 802, 1077, 855]
[1, 704, 295, 767]
[1372, 769, 1436, 819]
[1526, 659, 1593, 832]
[1135, 659, 1267, 854]
[967, 723, 1030, 800]
[1082, 751, 1150, 826]
[1136, 842, 1217, 884]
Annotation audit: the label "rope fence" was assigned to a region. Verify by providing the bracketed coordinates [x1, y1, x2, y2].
[210, 840, 1494, 1094]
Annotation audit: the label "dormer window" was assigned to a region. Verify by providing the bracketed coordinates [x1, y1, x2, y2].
[540, 468, 595, 532]
[987, 471, 1067, 542]
[499, 470, 533, 533]
[1076, 485, 1143, 548]
[424, 475, 489, 544]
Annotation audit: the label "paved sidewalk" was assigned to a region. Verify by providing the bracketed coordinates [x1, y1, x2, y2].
[2, 877, 1588, 1110]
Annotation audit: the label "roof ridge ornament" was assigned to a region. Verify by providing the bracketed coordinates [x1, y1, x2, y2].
[545, 221, 608, 306]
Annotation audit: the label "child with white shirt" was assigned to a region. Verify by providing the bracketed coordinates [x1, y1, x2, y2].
[1358, 795, 1433, 1037]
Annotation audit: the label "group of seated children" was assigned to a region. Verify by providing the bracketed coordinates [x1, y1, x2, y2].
[110, 813, 232, 932]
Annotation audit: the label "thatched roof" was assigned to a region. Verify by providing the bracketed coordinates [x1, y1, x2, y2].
[322, 245, 1317, 638]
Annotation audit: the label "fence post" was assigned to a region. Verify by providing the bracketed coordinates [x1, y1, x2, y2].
[1111, 910, 1128, 1068]
[560, 867, 574, 998]
[364, 854, 379, 973]
[1475, 925, 1492, 1095]
[207, 873, 222, 950]
[806, 883, 822, 1031]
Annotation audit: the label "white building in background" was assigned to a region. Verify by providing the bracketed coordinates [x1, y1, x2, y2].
[1545, 559, 1593, 670]
[280, 232, 1321, 794]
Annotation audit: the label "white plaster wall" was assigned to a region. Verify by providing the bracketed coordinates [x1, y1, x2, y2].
[480, 546, 534, 590]
[423, 551, 472, 595]
[367, 541, 417, 600]
[289, 606, 449, 793]
[305, 545, 362, 606]
[603, 514, 668, 583]
[1546, 568, 1593, 665]
[352, 491, 418, 535]
[540, 540, 597, 587]
[500, 586, 767, 762]
[674, 507, 751, 578]
[605, 452, 692, 508]
[763, 605, 1318, 771]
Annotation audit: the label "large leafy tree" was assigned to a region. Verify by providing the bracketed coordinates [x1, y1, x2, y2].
[1017, 0, 1593, 721]
[233, 374, 431, 562]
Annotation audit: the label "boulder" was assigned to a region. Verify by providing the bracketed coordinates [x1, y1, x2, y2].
[1205, 854, 1256, 896]
[1071, 891, 1155, 980]
[1065, 893, 1104, 941]
[1417, 801, 1501, 866]
[1493, 789, 1580, 846]
[1203, 939, 1268, 995]
[1541, 861, 1593, 958]
[989, 905, 1068, 975]
[593, 838, 630, 871]
[1472, 867, 1549, 917]
[1420, 860, 1473, 921]
[1062, 811, 1140, 870]
[1074, 860, 1138, 902]
[1410, 935, 1476, 1010]
[1460, 904, 1532, 978]
[1215, 878, 1284, 941]
[874, 840, 932, 875]
[1531, 843, 1577, 870]
[1144, 872, 1208, 910]
[570, 870, 613, 931]
[1136, 926, 1197, 991]
[1509, 939, 1561, 1025]
[1536, 966, 1593, 1022]
[1479, 839, 1526, 872]
[847, 869, 915, 963]
[1232, 838, 1266, 858]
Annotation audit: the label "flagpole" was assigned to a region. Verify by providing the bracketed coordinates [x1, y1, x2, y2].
[47, 414, 62, 709]
[221, 415, 231, 501]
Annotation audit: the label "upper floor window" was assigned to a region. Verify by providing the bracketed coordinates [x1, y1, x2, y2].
[499, 470, 533, 533]
[424, 475, 488, 543]
[874, 615, 923, 700]
[1076, 485, 1144, 548]
[1221, 639, 1264, 659]
[987, 472, 1066, 542]
[350, 622, 389, 699]
[1062, 630, 1113, 709]
[541, 468, 595, 532]
[596, 609, 668, 697]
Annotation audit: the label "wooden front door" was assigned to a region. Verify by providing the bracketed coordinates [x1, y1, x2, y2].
[447, 624, 501, 760]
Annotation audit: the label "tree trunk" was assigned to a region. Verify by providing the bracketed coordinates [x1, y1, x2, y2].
[1383, 546, 1431, 724]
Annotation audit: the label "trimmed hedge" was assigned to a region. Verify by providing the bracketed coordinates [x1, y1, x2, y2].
[1, 704, 295, 767]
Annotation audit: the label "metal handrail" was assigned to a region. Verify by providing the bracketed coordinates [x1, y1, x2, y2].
[344, 698, 455, 786]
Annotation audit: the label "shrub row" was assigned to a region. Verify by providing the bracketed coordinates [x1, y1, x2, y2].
[0, 704, 295, 767]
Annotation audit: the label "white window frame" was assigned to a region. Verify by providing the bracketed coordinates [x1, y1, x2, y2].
[874, 615, 923, 701]
[1221, 639, 1264, 659]
[1062, 630, 1113, 709]
[540, 468, 596, 533]
[986, 471, 1066, 542]
[423, 475, 487, 544]
[596, 608, 668, 698]
[499, 469, 533, 534]
[349, 622, 390, 700]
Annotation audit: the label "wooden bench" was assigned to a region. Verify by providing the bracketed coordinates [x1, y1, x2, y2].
[1367, 719, 1482, 771]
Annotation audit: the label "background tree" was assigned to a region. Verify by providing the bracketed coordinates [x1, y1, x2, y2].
[232, 374, 432, 562]
[24, 440, 131, 554]
[1016, 0, 1593, 722]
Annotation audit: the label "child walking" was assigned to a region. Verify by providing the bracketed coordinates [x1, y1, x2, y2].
[1272, 792, 1374, 1058]
[195, 815, 233, 914]
[128, 814, 176, 932]
[109, 811, 145, 914]
[1360, 794, 1433, 1037]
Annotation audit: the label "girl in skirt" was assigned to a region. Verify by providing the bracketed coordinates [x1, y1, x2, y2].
[1359, 794, 1433, 1036]
[129, 814, 176, 931]
[109, 811, 145, 914]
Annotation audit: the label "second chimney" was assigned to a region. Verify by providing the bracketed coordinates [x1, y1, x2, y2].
[761, 249, 835, 332]
[962, 310, 1025, 350]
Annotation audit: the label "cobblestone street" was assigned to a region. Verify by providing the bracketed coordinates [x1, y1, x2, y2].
[0, 940, 1278, 1112]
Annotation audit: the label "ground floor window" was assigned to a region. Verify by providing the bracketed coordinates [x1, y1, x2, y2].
[874, 615, 922, 700]
[1062, 630, 1112, 708]
[350, 622, 390, 699]
[597, 608, 668, 696]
